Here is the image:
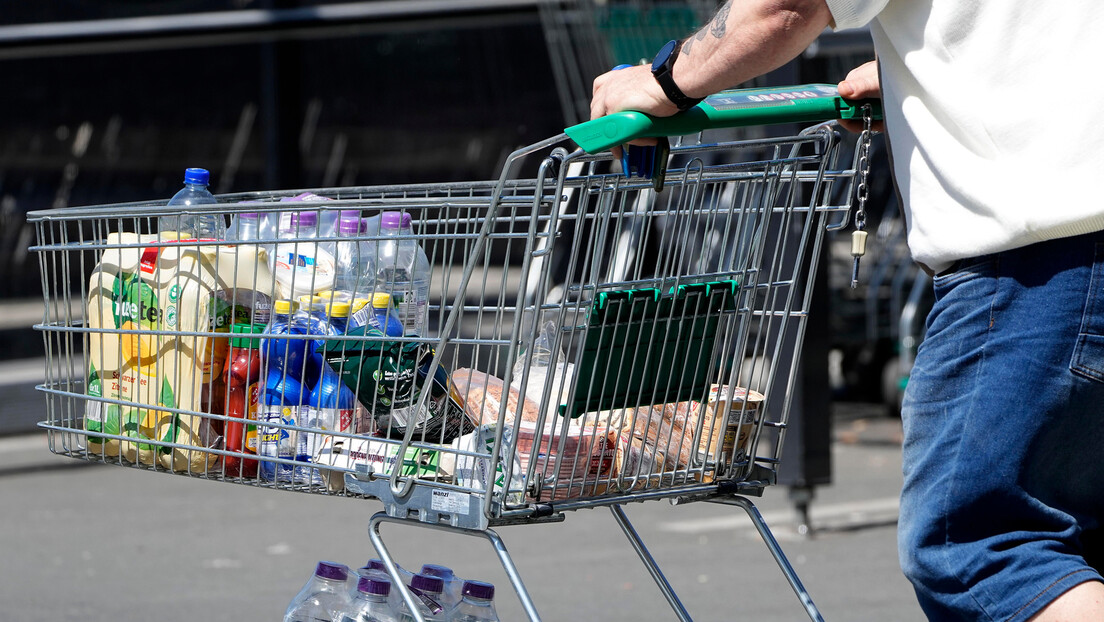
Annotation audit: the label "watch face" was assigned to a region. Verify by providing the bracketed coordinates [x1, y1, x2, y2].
[652, 39, 678, 73]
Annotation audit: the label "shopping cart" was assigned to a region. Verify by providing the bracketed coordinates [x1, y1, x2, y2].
[29, 85, 877, 621]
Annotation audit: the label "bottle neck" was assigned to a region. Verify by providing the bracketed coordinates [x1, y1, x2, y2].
[315, 576, 346, 590]
[361, 594, 388, 604]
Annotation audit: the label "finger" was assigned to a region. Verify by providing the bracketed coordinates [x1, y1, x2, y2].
[839, 60, 880, 100]
[838, 77, 878, 100]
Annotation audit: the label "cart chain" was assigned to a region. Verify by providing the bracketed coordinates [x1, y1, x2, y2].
[850, 104, 874, 289]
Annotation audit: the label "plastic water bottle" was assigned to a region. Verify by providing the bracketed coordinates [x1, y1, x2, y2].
[446, 581, 500, 622]
[160, 167, 225, 239]
[284, 561, 353, 622]
[350, 293, 404, 338]
[272, 211, 337, 300]
[335, 213, 375, 301]
[419, 564, 462, 610]
[226, 212, 261, 242]
[259, 300, 311, 483]
[374, 212, 430, 336]
[354, 560, 413, 611]
[300, 302, 356, 486]
[339, 577, 400, 622]
[258, 366, 308, 483]
[264, 300, 309, 383]
[396, 574, 447, 622]
[295, 295, 341, 388]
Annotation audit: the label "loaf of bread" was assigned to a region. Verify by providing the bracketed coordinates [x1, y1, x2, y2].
[603, 402, 700, 470]
[451, 368, 542, 426]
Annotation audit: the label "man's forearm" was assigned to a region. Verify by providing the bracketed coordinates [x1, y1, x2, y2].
[673, 0, 833, 98]
[591, 0, 832, 120]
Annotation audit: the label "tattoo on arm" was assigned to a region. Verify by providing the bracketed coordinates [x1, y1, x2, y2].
[681, 1, 730, 56]
[710, 2, 731, 39]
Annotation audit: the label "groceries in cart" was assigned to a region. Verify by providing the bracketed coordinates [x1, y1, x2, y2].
[81, 171, 463, 483]
[272, 209, 338, 300]
[84, 225, 278, 473]
[318, 329, 472, 445]
[286, 558, 501, 622]
[221, 322, 267, 478]
[374, 211, 431, 337]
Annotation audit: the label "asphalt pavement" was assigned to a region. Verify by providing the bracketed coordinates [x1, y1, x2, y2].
[1, 403, 924, 621]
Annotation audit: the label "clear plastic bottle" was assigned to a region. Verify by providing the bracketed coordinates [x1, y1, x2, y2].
[295, 294, 341, 389]
[159, 167, 225, 239]
[350, 293, 403, 338]
[353, 559, 412, 611]
[374, 212, 430, 336]
[259, 300, 310, 483]
[419, 564, 462, 610]
[258, 366, 308, 484]
[272, 211, 337, 300]
[299, 300, 356, 486]
[446, 581, 500, 622]
[284, 561, 352, 622]
[396, 573, 447, 622]
[263, 300, 309, 384]
[335, 213, 375, 301]
[226, 212, 261, 242]
[339, 577, 399, 622]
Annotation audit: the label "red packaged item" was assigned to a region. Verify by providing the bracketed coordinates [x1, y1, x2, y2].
[222, 323, 266, 477]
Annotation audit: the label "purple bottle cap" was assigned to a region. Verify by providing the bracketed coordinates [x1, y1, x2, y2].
[410, 573, 444, 594]
[314, 561, 349, 582]
[401, 213, 413, 228]
[380, 212, 403, 230]
[462, 580, 495, 601]
[290, 211, 318, 227]
[337, 216, 361, 235]
[357, 576, 391, 597]
[419, 564, 454, 580]
[360, 559, 387, 573]
[240, 212, 260, 219]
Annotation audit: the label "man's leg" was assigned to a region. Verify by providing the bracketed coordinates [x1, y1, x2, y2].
[898, 232, 1104, 621]
[1030, 580, 1104, 621]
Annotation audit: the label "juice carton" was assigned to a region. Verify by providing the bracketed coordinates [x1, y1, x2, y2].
[84, 232, 277, 472]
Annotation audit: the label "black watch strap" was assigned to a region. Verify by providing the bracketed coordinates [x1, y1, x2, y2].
[651, 39, 704, 112]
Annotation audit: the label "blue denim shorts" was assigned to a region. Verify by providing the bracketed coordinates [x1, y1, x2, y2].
[900, 231, 1104, 621]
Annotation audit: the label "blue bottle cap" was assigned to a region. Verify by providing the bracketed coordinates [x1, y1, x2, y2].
[183, 168, 210, 185]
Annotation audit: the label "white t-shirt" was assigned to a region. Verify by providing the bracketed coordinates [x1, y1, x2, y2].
[825, 0, 1104, 272]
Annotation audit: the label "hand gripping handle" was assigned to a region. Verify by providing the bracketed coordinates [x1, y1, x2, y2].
[566, 83, 883, 154]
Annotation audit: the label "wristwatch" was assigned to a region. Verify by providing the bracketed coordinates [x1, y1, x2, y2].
[651, 39, 704, 112]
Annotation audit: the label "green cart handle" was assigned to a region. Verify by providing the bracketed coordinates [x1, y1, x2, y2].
[565, 83, 883, 154]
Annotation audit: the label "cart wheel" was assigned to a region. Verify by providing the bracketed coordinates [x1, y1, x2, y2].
[881, 356, 903, 418]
